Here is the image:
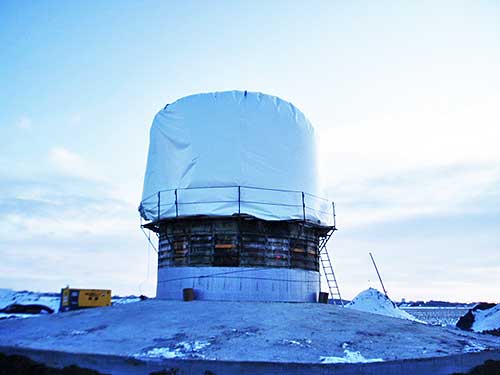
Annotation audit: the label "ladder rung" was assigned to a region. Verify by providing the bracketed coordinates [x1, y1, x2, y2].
[320, 248, 343, 307]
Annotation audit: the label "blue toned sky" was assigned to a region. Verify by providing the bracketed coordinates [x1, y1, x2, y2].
[1, 1, 499, 301]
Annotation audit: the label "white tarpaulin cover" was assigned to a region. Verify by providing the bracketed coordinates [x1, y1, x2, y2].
[139, 91, 332, 225]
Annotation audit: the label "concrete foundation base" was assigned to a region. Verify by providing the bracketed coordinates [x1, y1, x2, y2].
[3, 300, 500, 375]
[2, 346, 500, 375]
[157, 267, 320, 302]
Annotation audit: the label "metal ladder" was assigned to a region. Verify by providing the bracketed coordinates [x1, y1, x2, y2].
[319, 231, 344, 306]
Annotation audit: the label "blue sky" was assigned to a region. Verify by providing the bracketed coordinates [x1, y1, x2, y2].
[1, 1, 499, 301]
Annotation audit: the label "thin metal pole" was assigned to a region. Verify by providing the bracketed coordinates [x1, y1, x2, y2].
[157, 191, 161, 222]
[369, 252, 388, 297]
[174, 189, 179, 217]
[140, 225, 158, 253]
[238, 186, 241, 214]
[332, 202, 337, 229]
[301, 192, 306, 221]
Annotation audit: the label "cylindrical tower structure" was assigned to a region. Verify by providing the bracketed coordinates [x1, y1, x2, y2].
[139, 91, 334, 302]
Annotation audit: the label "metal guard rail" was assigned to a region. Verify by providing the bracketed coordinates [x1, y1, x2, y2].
[139, 185, 336, 226]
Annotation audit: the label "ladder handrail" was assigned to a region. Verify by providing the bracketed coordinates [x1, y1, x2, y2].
[319, 229, 344, 306]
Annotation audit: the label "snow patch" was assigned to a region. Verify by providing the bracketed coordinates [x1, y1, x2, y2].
[282, 339, 312, 347]
[463, 341, 487, 353]
[347, 288, 424, 323]
[320, 349, 383, 364]
[138, 347, 179, 359]
[0, 313, 37, 320]
[112, 297, 142, 305]
[320, 343, 383, 364]
[472, 304, 500, 333]
[135, 341, 211, 359]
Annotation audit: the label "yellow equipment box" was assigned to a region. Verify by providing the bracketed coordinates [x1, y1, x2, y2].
[60, 287, 111, 312]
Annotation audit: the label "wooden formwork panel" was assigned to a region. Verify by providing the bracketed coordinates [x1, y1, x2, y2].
[157, 217, 327, 271]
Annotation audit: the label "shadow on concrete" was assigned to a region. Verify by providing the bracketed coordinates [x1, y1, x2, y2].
[451, 360, 500, 375]
[0, 352, 106, 375]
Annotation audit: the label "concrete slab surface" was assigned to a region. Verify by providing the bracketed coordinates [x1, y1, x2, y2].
[1, 299, 500, 374]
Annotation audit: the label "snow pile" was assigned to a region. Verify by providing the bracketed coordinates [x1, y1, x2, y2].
[135, 341, 211, 359]
[472, 304, 500, 333]
[347, 288, 423, 323]
[320, 344, 383, 364]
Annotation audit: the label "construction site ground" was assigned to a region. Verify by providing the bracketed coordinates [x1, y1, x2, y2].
[1, 299, 500, 374]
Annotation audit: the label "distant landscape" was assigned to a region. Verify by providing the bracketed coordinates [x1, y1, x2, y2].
[0, 287, 481, 327]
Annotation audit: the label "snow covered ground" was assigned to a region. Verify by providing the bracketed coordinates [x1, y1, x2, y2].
[1, 298, 500, 364]
[472, 304, 500, 333]
[0, 289, 60, 320]
[402, 306, 470, 326]
[346, 288, 424, 323]
[0, 288, 61, 310]
[0, 288, 141, 320]
[2, 288, 500, 365]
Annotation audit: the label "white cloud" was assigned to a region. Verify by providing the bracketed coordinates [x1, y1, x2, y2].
[314, 90, 500, 228]
[0, 178, 156, 296]
[49, 147, 106, 182]
[69, 113, 82, 127]
[317, 93, 500, 184]
[16, 116, 32, 130]
[329, 163, 500, 228]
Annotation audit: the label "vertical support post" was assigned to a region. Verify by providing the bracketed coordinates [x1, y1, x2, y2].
[157, 191, 161, 222]
[238, 186, 241, 214]
[175, 189, 179, 217]
[301, 192, 306, 222]
[237, 186, 242, 262]
[318, 267, 322, 301]
[332, 202, 337, 229]
[210, 221, 215, 265]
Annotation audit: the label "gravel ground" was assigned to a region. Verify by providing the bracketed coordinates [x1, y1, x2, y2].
[1, 299, 500, 364]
